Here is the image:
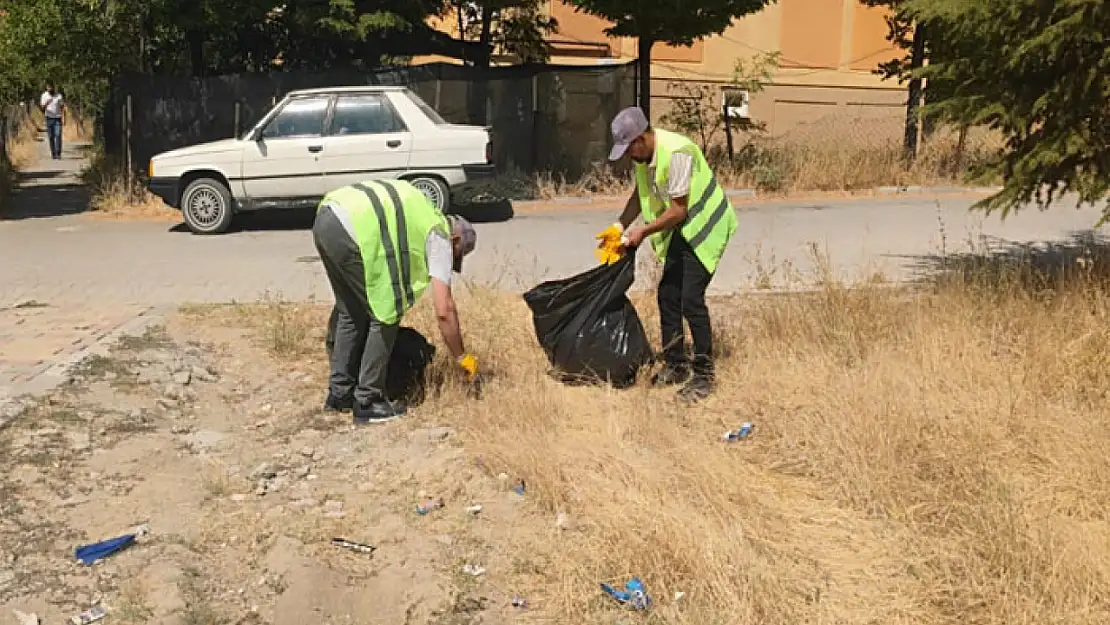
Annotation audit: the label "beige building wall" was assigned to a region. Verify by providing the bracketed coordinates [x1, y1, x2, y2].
[413, 0, 908, 136]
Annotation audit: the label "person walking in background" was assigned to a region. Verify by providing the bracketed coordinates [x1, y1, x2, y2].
[39, 81, 65, 160]
[597, 106, 738, 403]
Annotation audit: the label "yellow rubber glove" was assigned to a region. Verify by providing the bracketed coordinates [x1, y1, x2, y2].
[594, 223, 625, 265]
[595, 239, 624, 265]
[458, 354, 479, 381]
[595, 222, 624, 245]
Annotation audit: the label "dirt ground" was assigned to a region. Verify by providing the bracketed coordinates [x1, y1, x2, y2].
[0, 310, 526, 625]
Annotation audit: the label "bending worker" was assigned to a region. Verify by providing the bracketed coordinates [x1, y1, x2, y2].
[313, 178, 480, 424]
[597, 106, 737, 403]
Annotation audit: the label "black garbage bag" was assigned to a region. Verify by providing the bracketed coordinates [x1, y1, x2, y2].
[325, 307, 437, 402]
[523, 253, 653, 388]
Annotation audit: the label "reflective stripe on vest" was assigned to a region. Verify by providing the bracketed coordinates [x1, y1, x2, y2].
[634, 129, 738, 274]
[319, 180, 449, 325]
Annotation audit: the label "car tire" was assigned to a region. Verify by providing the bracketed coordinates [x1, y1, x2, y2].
[408, 176, 451, 214]
[181, 178, 234, 235]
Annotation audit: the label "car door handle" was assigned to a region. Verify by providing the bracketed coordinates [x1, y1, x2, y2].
[386, 140, 402, 148]
[308, 145, 323, 153]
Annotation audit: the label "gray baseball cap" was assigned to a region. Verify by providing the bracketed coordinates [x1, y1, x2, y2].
[608, 106, 649, 161]
[447, 215, 477, 273]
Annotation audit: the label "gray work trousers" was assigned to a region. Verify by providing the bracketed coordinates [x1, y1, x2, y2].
[313, 205, 399, 404]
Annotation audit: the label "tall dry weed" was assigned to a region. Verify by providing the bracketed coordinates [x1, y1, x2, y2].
[221, 239, 1110, 625]
[6, 111, 41, 171]
[487, 118, 1005, 201]
[80, 146, 176, 219]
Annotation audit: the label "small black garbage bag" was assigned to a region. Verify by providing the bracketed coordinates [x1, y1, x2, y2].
[325, 307, 437, 402]
[523, 253, 653, 388]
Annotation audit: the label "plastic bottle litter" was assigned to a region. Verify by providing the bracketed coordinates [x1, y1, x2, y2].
[511, 595, 528, 609]
[69, 605, 107, 625]
[415, 498, 445, 515]
[722, 423, 754, 442]
[512, 480, 526, 496]
[601, 577, 652, 611]
[465, 504, 483, 515]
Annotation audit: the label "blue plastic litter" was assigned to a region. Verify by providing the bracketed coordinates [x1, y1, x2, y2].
[600, 577, 652, 610]
[75, 533, 137, 566]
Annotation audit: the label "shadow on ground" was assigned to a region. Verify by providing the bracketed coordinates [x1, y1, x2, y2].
[1, 178, 90, 221]
[168, 199, 515, 234]
[900, 230, 1110, 290]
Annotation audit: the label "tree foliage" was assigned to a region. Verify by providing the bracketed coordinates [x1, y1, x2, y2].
[447, 0, 557, 64]
[0, 0, 555, 116]
[660, 51, 779, 152]
[906, 0, 1110, 218]
[564, 0, 774, 117]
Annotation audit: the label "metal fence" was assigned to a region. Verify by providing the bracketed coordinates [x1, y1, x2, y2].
[104, 61, 637, 181]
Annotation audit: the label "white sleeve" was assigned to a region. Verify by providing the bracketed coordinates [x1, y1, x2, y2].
[426, 230, 454, 286]
[39, 92, 49, 107]
[667, 153, 693, 199]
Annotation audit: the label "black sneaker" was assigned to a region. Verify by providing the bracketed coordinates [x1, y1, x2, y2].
[677, 375, 714, 404]
[324, 393, 354, 413]
[353, 399, 407, 425]
[652, 362, 691, 387]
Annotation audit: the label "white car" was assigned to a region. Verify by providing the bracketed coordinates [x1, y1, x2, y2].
[146, 86, 495, 234]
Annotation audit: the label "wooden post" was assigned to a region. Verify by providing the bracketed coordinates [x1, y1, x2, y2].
[125, 95, 133, 187]
[722, 91, 735, 164]
[530, 74, 539, 171]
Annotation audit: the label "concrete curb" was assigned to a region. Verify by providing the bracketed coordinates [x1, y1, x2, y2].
[512, 185, 1002, 209]
[0, 305, 171, 430]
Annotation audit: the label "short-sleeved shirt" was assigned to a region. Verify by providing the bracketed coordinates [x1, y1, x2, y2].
[645, 151, 693, 206]
[40, 91, 64, 119]
[321, 202, 454, 286]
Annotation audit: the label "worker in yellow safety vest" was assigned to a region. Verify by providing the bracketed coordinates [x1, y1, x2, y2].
[597, 106, 738, 403]
[313, 178, 480, 424]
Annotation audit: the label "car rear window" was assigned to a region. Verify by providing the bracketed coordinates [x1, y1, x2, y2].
[404, 89, 447, 125]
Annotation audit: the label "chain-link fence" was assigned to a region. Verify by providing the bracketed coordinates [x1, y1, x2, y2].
[104, 61, 637, 182]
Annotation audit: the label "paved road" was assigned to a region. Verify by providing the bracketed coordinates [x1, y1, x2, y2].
[3, 190, 1107, 308]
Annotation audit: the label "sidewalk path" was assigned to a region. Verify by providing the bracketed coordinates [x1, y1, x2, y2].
[4, 129, 91, 220]
[0, 132, 151, 404]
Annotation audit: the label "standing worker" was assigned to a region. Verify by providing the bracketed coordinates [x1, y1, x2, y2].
[597, 106, 737, 403]
[313, 178, 481, 424]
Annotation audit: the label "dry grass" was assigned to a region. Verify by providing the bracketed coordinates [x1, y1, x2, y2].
[6, 110, 41, 172]
[62, 112, 94, 143]
[728, 118, 1004, 195]
[0, 109, 39, 214]
[80, 146, 177, 220]
[217, 243, 1110, 625]
[469, 117, 1004, 202]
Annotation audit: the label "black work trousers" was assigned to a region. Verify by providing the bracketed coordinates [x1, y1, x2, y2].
[657, 234, 715, 377]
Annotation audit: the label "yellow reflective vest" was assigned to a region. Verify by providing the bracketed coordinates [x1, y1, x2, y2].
[319, 180, 450, 325]
[634, 129, 737, 273]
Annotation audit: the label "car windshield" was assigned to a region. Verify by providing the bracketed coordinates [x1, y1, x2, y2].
[404, 89, 447, 125]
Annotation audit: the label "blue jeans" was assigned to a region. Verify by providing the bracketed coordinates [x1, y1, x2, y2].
[45, 117, 62, 159]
